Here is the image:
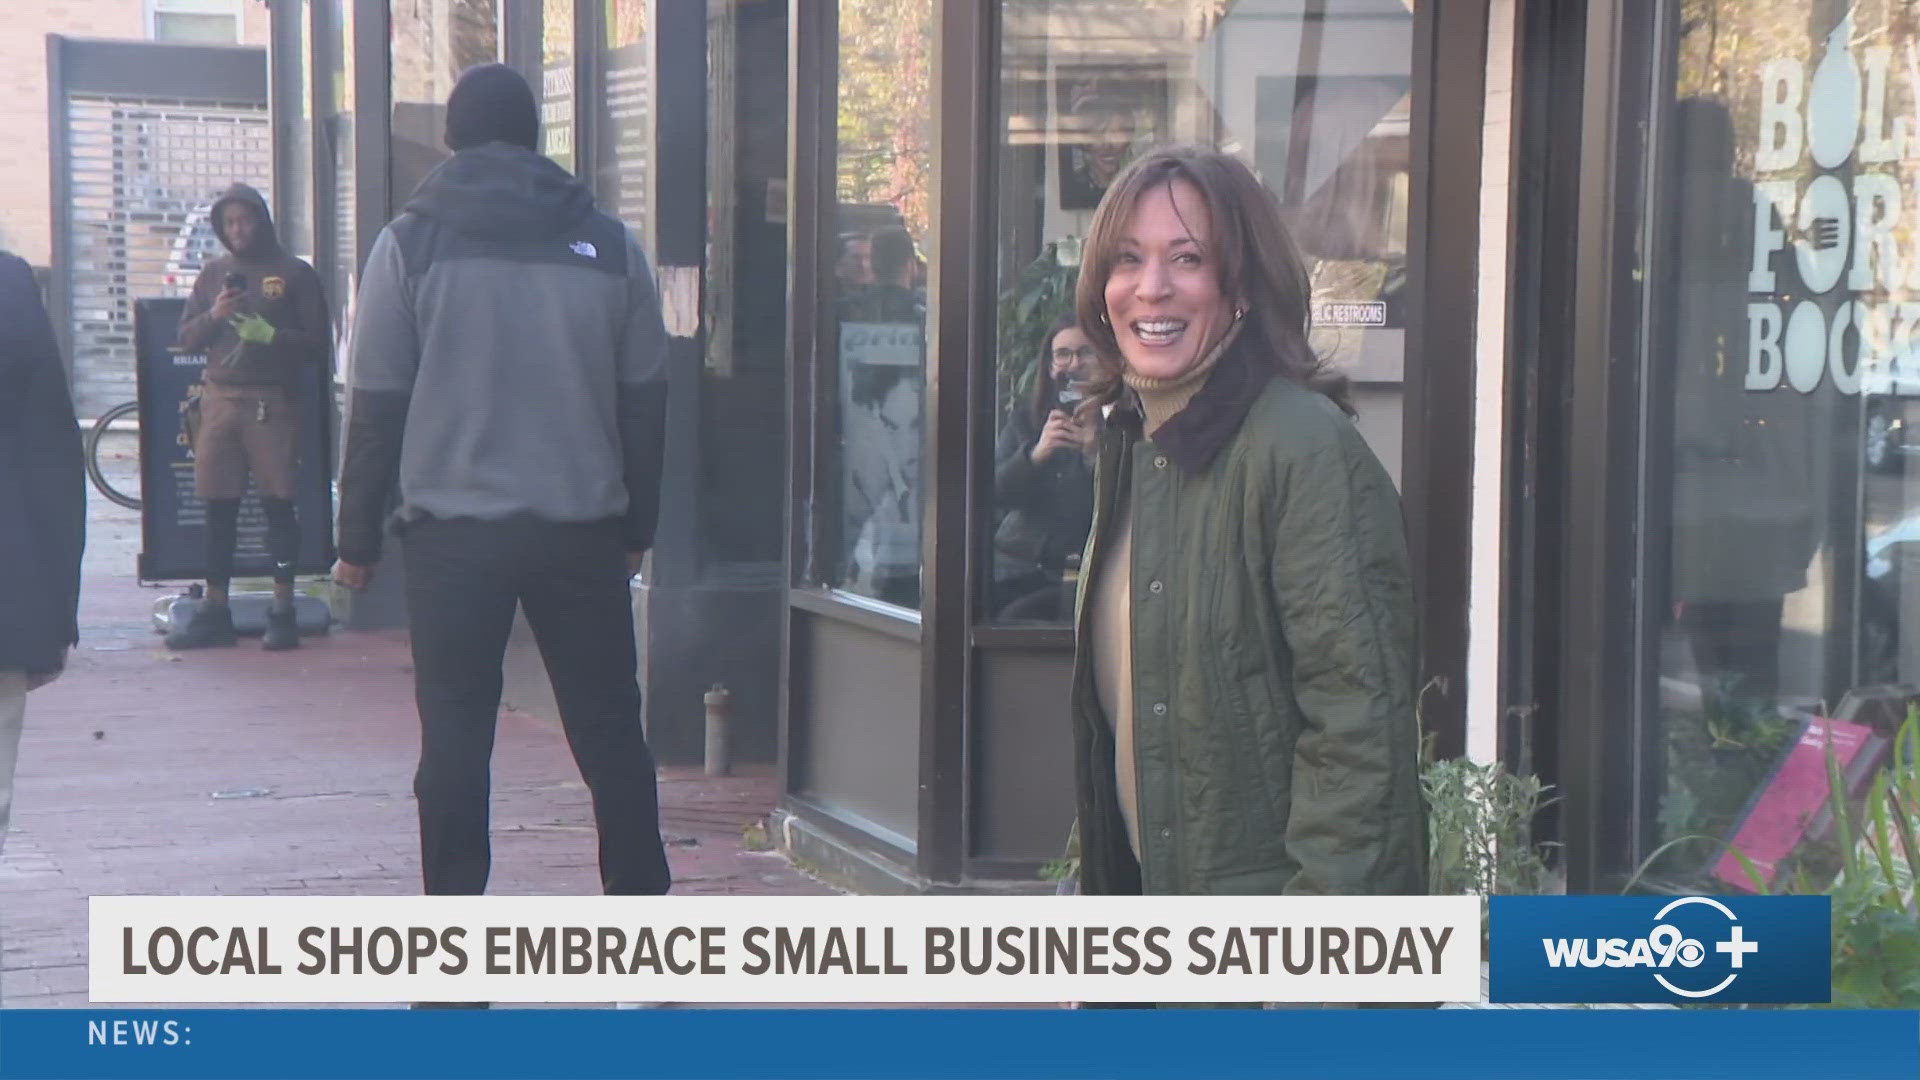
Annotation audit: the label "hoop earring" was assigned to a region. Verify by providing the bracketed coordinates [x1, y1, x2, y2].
[1098, 311, 1111, 326]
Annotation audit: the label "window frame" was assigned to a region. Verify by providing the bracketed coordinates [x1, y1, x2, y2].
[149, 0, 245, 44]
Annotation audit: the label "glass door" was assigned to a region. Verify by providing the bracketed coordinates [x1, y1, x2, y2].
[1630, 0, 1919, 889]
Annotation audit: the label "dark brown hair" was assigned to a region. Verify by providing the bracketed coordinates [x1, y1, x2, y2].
[1073, 145, 1352, 416]
[1027, 313, 1084, 430]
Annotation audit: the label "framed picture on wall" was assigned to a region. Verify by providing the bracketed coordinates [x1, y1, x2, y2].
[1054, 65, 1170, 211]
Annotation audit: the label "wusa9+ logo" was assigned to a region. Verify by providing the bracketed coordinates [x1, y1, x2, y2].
[1489, 895, 1830, 1004]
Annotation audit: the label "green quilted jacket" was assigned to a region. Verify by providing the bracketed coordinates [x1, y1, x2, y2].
[1070, 346, 1427, 898]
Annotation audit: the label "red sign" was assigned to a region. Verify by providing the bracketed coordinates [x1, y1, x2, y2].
[1714, 717, 1886, 891]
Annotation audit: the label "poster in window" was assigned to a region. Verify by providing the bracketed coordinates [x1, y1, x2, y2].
[838, 321, 924, 608]
[1054, 67, 1168, 211]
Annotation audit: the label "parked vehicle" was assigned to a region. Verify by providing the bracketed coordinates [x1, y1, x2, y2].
[1857, 360, 1920, 473]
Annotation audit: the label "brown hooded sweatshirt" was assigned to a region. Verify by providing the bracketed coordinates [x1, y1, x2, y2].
[177, 183, 330, 387]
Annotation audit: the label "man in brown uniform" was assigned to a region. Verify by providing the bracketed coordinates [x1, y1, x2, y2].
[168, 183, 330, 651]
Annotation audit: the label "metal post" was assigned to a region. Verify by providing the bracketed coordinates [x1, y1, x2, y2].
[704, 684, 733, 777]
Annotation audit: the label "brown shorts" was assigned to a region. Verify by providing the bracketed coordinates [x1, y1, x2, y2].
[193, 384, 298, 500]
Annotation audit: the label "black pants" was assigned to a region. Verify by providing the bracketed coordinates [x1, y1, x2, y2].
[402, 517, 670, 896]
[205, 498, 298, 590]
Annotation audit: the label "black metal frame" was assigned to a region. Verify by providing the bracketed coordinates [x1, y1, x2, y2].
[502, 0, 540, 82]
[1631, 0, 1685, 873]
[46, 34, 71, 377]
[1526, 0, 1660, 892]
[1499, 0, 1588, 845]
[573, 0, 600, 189]
[307, 0, 337, 296]
[268, 0, 307, 253]
[787, 0, 837, 601]
[353, 0, 390, 251]
[918, 0, 994, 886]
[1403, 0, 1490, 764]
[779, 0, 835, 837]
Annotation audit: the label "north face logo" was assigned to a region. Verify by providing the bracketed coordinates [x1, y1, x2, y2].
[569, 240, 598, 258]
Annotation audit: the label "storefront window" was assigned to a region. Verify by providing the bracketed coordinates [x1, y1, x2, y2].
[985, 0, 1415, 623]
[541, 0, 575, 172]
[597, 0, 650, 234]
[1639, 1, 1920, 889]
[390, 0, 499, 202]
[822, 0, 934, 611]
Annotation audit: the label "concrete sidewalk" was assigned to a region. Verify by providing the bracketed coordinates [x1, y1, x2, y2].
[0, 433, 834, 1008]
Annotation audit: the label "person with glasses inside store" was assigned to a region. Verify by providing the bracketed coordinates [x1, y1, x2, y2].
[991, 313, 1099, 622]
[1066, 146, 1425, 921]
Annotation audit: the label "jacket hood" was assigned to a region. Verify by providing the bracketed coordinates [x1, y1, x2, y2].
[403, 142, 595, 240]
[210, 183, 279, 257]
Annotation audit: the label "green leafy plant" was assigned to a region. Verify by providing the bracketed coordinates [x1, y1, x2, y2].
[1422, 756, 1561, 901]
[996, 241, 1080, 421]
[1419, 702, 1561, 951]
[1647, 683, 1801, 886]
[1040, 819, 1080, 885]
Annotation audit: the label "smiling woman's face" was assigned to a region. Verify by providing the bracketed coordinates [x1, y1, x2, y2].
[1101, 179, 1234, 383]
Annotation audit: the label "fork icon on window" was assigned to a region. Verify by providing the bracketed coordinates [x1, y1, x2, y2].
[1802, 216, 1843, 252]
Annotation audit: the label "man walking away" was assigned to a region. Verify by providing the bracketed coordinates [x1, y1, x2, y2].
[0, 252, 86, 962]
[170, 184, 330, 651]
[333, 63, 672, 900]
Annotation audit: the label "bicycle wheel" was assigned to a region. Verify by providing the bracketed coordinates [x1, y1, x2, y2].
[85, 400, 142, 510]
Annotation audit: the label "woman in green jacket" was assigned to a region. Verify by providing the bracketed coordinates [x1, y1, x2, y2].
[1069, 146, 1426, 900]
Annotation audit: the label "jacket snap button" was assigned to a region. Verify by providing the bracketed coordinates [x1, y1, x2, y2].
[1160, 828, 1172, 839]
[1153, 702, 1167, 715]
[1148, 579, 1163, 594]
[1153, 455, 1168, 469]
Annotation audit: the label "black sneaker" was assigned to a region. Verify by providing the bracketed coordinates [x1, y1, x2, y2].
[165, 605, 238, 650]
[262, 607, 300, 651]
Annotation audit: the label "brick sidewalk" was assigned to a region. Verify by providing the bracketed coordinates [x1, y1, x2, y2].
[0, 443, 834, 1008]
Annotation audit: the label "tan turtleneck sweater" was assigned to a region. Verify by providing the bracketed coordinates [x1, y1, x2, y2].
[1088, 321, 1241, 860]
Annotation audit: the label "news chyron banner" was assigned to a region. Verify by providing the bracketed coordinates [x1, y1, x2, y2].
[91, 896, 1477, 1005]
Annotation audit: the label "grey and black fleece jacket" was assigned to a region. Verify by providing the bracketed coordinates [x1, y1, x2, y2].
[336, 142, 668, 565]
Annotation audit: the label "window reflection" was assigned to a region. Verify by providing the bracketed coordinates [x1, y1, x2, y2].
[986, 0, 1416, 624]
[991, 316, 1099, 621]
[1641, 3, 1920, 889]
[824, 0, 934, 611]
[389, 0, 499, 201]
